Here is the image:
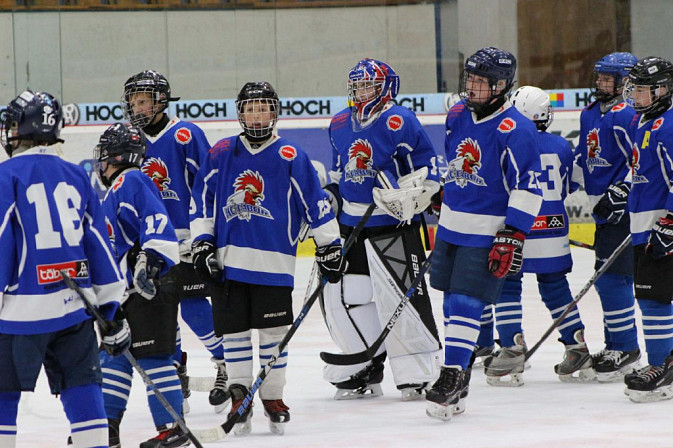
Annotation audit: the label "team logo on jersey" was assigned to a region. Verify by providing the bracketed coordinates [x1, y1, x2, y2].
[223, 170, 273, 222]
[142, 158, 179, 200]
[653, 117, 664, 131]
[531, 214, 566, 231]
[111, 173, 125, 192]
[279, 145, 297, 161]
[444, 138, 486, 188]
[387, 115, 403, 131]
[175, 127, 192, 145]
[498, 118, 516, 133]
[611, 103, 627, 113]
[36, 260, 89, 285]
[631, 146, 648, 184]
[586, 129, 611, 173]
[344, 139, 377, 184]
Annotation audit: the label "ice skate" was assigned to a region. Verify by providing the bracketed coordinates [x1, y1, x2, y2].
[332, 356, 384, 400]
[227, 384, 253, 436]
[472, 344, 495, 368]
[453, 366, 471, 415]
[398, 383, 429, 401]
[484, 333, 528, 387]
[139, 424, 190, 448]
[624, 353, 673, 403]
[425, 367, 464, 421]
[554, 329, 596, 383]
[107, 416, 122, 448]
[593, 348, 641, 383]
[209, 357, 231, 413]
[262, 399, 290, 435]
[175, 352, 190, 414]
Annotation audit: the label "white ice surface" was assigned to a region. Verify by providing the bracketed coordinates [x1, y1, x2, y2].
[15, 247, 672, 448]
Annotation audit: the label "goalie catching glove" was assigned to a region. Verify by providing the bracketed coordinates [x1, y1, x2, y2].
[488, 226, 525, 278]
[315, 243, 346, 283]
[592, 181, 630, 225]
[647, 214, 673, 259]
[192, 240, 221, 281]
[133, 250, 165, 300]
[373, 167, 437, 223]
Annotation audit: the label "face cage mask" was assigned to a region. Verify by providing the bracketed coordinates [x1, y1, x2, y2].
[624, 80, 673, 116]
[122, 87, 164, 129]
[459, 70, 507, 113]
[236, 98, 279, 140]
[591, 72, 623, 102]
[348, 79, 385, 122]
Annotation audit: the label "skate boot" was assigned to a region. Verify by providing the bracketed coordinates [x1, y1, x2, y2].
[262, 399, 290, 435]
[227, 384, 253, 436]
[209, 357, 231, 414]
[332, 353, 385, 400]
[174, 352, 191, 414]
[453, 366, 471, 415]
[554, 329, 596, 383]
[472, 344, 495, 368]
[624, 353, 673, 403]
[593, 348, 641, 383]
[139, 424, 190, 448]
[425, 367, 464, 421]
[397, 382, 429, 401]
[108, 416, 122, 448]
[484, 333, 528, 387]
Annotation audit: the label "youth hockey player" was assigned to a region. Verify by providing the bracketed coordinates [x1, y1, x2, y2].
[190, 81, 343, 435]
[322, 58, 442, 401]
[425, 47, 543, 421]
[574, 52, 641, 382]
[0, 91, 127, 448]
[122, 70, 229, 413]
[480, 86, 595, 387]
[621, 56, 673, 402]
[93, 123, 186, 447]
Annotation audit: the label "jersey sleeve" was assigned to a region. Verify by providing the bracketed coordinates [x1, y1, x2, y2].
[185, 125, 212, 188]
[0, 174, 17, 294]
[395, 111, 440, 183]
[328, 122, 343, 185]
[190, 142, 220, 243]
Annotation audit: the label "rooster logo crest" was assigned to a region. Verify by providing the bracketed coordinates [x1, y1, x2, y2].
[223, 170, 273, 222]
[586, 129, 610, 173]
[631, 146, 648, 184]
[445, 138, 486, 188]
[142, 157, 178, 200]
[344, 139, 376, 184]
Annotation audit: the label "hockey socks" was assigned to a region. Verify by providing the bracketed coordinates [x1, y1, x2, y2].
[180, 297, 224, 360]
[494, 275, 524, 347]
[442, 293, 488, 370]
[0, 392, 20, 447]
[637, 299, 673, 367]
[61, 384, 108, 448]
[141, 357, 184, 429]
[537, 273, 585, 345]
[594, 273, 638, 351]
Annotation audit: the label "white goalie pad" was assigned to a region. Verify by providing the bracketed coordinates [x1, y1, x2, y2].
[373, 167, 428, 223]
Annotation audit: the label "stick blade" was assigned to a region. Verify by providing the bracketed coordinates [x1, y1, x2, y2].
[483, 354, 526, 376]
[320, 349, 374, 366]
[192, 425, 227, 443]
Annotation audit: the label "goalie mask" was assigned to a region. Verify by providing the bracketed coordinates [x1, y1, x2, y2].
[348, 58, 400, 123]
[236, 81, 279, 141]
[93, 122, 147, 187]
[1, 90, 64, 157]
[460, 47, 516, 114]
[623, 56, 673, 120]
[591, 52, 638, 102]
[510, 86, 553, 131]
[122, 70, 179, 129]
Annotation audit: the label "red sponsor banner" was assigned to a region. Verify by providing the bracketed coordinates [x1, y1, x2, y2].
[36, 260, 89, 285]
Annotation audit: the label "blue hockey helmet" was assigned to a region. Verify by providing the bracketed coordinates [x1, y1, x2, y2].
[460, 47, 517, 112]
[93, 122, 147, 187]
[623, 56, 673, 119]
[347, 58, 400, 122]
[1, 90, 64, 157]
[591, 52, 638, 101]
[122, 70, 179, 129]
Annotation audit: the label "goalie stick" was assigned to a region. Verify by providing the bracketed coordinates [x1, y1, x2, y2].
[484, 233, 632, 374]
[193, 202, 376, 443]
[59, 270, 204, 448]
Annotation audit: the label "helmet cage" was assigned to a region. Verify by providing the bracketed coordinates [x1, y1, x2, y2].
[347, 58, 399, 122]
[93, 122, 146, 186]
[591, 52, 638, 102]
[236, 97, 279, 140]
[459, 47, 516, 113]
[122, 70, 173, 129]
[623, 56, 673, 118]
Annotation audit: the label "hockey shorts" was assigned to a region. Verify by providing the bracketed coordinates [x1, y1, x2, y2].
[594, 218, 633, 277]
[211, 280, 293, 335]
[0, 320, 102, 393]
[161, 262, 211, 299]
[634, 244, 673, 304]
[123, 290, 180, 358]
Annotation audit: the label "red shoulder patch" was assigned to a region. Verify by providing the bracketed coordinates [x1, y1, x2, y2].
[279, 145, 297, 161]
[175, 127, 192, 145]
[111, 173, 125, 192]
[653, 117, 664, 131]
[498, 117, 516, 133]
[611, 103, 627, 112]
[386, 115, 404, 131]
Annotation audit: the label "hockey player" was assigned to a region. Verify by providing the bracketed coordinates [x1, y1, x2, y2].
[190, 81, 343, 435]
[480, 86, 594, 386]
[122, 70, 229, 413]
[425, 47, 543, 421]
[93, 123, 187, 447]
[574, 52, 641, 382]
[621, 56, 673, 402]
[322, 58, 442, 401]
[0, 91, 127, 448]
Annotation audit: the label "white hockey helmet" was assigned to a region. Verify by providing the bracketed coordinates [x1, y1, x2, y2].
[510, 85, 553, 131]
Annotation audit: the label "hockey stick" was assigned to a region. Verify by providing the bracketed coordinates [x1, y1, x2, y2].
[192, 203, 377, 443]
[485, 233, 632, 374]
[569, 239, 595, 250]
[60, 270, 204, 448]
[319, 252, 433, 366]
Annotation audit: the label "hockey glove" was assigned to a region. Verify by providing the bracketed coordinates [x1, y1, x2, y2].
[316, 243, 346, 283]
[100, 318, 131, 357]
[488, 226, 526, 278]
[427, 187, 443, 217]
[192, 240, 221, 281]
[133, 250, 164, 300]
[592, 181, 631, 225]
[646, 214, 673, 259]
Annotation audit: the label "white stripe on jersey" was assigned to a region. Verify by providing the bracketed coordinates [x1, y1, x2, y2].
[438, 203, 505, 237]
[509, 189, 544, 219]
[218, 245, 295, 277]
[1, 288, 87, 322]
[144, 238, 181, 266]
[523, 236, 570, 259]
[342, 200, 389, 218]
[630, 208, 664, 237]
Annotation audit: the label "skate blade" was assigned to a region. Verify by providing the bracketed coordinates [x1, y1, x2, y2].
[334, 383, 383, 400]
[400, 388, 426, 402]
[453, 397, 467, 415]
[486, 373, 524, 387]
[558, 368, 597, 383]
[182, 398, 190, 415]
[268, 421, 285, 435]
[212, 397, 231, 414]
[425, 401, 455, 421]
[188, 375, 216, 392]
[233, 420, 252, 436]
[626, 385, 673, 403]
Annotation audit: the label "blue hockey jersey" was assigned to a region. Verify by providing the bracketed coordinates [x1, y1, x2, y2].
[0, 147, 125, 335]
[575, 100, 636, 220]
[523, 132, 577, 273]
[328, 104, 440, 227]
[438, 101, 543, 248]
[140, 117, 210, 255]
[628, 108, 673, 245]
[191, 134, 340, 287]
[101, 168, 180, 292]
